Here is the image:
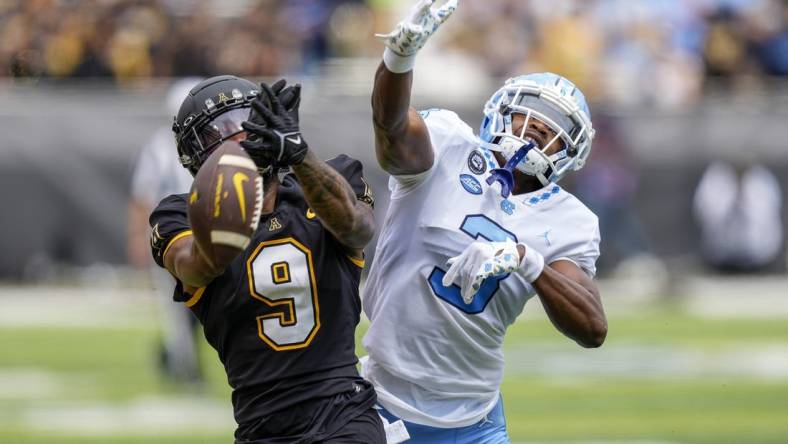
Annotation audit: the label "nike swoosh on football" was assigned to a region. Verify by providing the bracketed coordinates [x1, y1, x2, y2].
[232, 172, 250, 223]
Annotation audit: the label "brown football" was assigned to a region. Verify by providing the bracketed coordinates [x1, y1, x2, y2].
[187, 141, 263, 269]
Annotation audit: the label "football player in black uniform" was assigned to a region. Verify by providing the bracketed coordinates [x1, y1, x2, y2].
[149, 75, 385, 443]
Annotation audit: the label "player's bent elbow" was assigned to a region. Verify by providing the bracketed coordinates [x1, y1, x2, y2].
[179, 267, 219, 289]
[168, 244, 224, 289]
[173, 260, 218, 289]
[578, 320, 608, 349]
[337, 221, 375, 251]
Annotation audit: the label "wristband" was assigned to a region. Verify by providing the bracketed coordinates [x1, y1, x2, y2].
[519, 244, 545, 283]
[383, 48, 416, 74]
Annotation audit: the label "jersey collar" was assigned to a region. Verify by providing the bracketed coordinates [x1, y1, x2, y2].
[478, 145, 562, 207]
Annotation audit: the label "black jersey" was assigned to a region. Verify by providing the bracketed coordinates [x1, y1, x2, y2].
[149, 155, 376, 429]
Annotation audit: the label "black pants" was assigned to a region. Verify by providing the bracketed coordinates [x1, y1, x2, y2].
[235, 381, 385, 444]
[317, 407, 385, 444]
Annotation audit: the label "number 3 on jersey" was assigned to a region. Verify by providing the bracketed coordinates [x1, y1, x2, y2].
[428, 215, 517, 314]
[247, 238, 320, 351]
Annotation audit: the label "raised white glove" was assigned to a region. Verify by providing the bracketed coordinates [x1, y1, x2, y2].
[376, 0, 459, 73]
[442, 240, 521, 305]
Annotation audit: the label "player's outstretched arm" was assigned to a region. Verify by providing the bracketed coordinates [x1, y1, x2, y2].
[153, 143, 263, 293]
[372, 0, 458, 175]
[242, 82, 375, 254]
[292, 152, 375, 252]
[372, 66, 432, 175]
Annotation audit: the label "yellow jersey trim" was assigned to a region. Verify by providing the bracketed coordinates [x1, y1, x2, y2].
[347, 255, 365, 268]
[162, 230, 193, 259]
[185, 287, 206, 308]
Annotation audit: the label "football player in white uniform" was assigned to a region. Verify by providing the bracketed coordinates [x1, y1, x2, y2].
[362, 1, 608, 442]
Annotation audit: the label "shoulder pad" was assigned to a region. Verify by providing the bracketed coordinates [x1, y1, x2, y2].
[420, 108, 477, 146]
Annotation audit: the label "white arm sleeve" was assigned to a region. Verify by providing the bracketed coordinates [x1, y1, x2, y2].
[551, 215, 601, 278]
[130, 133, 165, 206]
[131, 128, 193, 207]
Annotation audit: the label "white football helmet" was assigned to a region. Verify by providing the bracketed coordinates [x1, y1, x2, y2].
[480, 73, 595, 189]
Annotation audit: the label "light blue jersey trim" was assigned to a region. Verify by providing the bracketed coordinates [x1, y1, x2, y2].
[479, 144, 563, 208]
[524, 185, 562, 206]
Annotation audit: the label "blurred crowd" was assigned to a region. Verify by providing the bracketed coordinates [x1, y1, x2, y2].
[446, 0, 788, 107]
[2, 0, 786, 105]
[1, 0, 785, 280]
[0, 0, 382, 80]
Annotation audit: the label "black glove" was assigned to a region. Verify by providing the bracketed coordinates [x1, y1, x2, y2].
[241, 81, 308, 168]
[270, 79, 301, 123]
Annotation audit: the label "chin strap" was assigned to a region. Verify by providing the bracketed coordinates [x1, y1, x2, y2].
[486, 140, 536, 198]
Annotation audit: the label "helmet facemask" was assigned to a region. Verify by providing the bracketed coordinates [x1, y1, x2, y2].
[480, 74, 594, 197]
[178, 107, 252, 174]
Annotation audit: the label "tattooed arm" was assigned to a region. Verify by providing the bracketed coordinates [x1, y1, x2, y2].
[291, 151, 375, 256]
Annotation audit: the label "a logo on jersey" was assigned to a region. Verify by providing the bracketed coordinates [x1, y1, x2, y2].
[540, 228, 553, 246]
[306, 208, 316, 219]
[150, 223, 165, 254]
[268, 217, 283, 231]
[459, 174, 483, 195]
[358, 177, 375, 208]
[467, 151, 486, 175]
[501, 199, 516, 215]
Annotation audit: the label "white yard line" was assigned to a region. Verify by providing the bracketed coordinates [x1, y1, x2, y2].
[504, 343, 788, 380]
[1, 275, 787, 329]
[0, 369, 68, 400]
[600, 275, 788, 318]
[680, 276, 788, 318]
[20, 396, 234, 435]
[0, 286, 156, 328]
[0, 369, 233, 434]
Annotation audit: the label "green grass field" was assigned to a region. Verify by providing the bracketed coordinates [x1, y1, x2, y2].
[1, 294, 787, 444]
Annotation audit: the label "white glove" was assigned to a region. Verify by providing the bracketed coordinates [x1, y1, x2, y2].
[376, 0, 459, 73]
[442, 240, 521, 305]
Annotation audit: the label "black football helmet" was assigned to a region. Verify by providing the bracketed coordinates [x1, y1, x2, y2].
[172, 75, 260, 176]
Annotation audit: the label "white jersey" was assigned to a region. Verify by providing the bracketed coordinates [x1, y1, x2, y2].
[131, 127, 193, 207]
[362, 109, 600, 428]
